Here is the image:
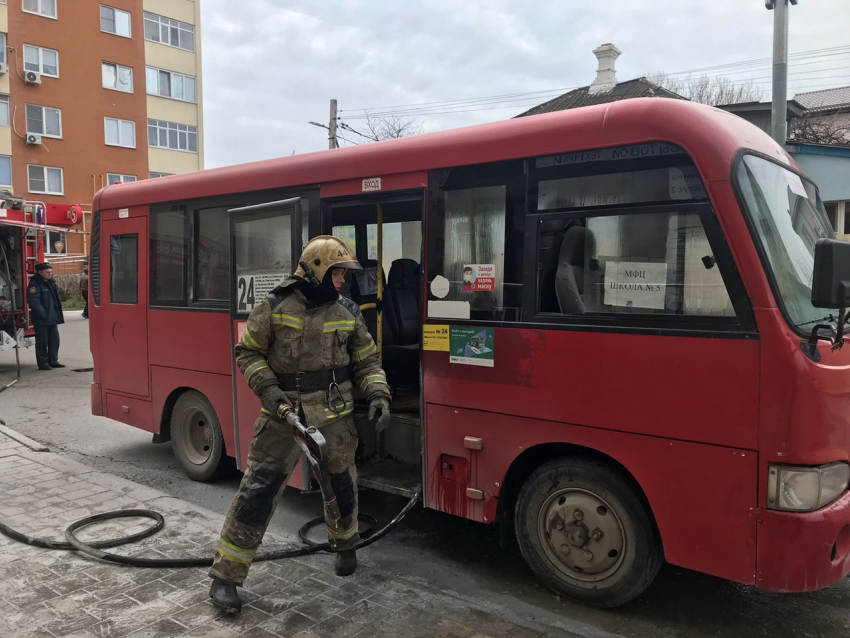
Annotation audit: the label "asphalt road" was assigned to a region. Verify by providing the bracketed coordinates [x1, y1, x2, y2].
[2, 314, 849, 638]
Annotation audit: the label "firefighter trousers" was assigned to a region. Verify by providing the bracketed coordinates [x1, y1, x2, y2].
[209, 413, 360, 585]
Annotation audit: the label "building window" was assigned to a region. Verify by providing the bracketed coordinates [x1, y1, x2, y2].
[23, 0, 57, 19]
[0, 156, 11, 187]
[147, 119, 198, 153]
[143, 12, 195, 51]
[0, 95, 8, 127]
[27, 165, 64, 195]
[107, 173, 137, 185]
[0, 34, 7, 67]
[46, 230, 67, 255]
[23, 44, 59, 78]
[102, 62, 133, 93]
[104, 117, 136, 149]
[26, 104, 62, 138]
[100, 5, 131, 38]
[149, 172, 173, 179]
[145, 67, 196, 103]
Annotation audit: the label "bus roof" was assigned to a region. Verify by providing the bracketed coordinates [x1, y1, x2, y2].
[94, 98, 791, 211]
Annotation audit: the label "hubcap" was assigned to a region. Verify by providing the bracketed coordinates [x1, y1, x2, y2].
[537, 488, 626, 582]
[179, 407, 213, 466]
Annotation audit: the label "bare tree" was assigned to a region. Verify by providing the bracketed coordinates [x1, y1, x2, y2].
[789, 114, 850, 145]
[341, 112, 424, 143]
[646, 72, 765, 106]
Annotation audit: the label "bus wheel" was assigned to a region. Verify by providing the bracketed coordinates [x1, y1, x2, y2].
[514, 457, 662, 608]
[171, 391, 226, 482]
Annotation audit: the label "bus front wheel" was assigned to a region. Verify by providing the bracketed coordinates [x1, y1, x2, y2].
[170, 391, 227, 482]
[514, 457, 662, 608]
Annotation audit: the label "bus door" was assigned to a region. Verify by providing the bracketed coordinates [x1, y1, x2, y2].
[325, 192, 424, 497]
[100, 216, 147, 397]
[228, 198, 304, 474]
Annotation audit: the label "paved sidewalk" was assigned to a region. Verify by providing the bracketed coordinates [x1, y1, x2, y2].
[0, 428, 574, 638]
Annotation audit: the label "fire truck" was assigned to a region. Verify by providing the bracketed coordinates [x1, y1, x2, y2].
[0, 194, 84, 357]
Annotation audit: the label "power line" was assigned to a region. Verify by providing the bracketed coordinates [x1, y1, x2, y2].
[341, 45, 850, 118]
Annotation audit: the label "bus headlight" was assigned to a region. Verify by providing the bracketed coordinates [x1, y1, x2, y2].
[767, 463, 850, 512]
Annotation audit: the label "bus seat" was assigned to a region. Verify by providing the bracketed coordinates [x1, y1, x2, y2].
[387, 259, 421, 346]
[555, 226, 588, 315]
[383, 259, 420, 388]
[349, 260, 383, 344]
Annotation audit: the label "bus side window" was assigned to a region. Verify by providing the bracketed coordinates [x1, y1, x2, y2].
[426, 160, 525, 322]
[535, 211, 735, 318]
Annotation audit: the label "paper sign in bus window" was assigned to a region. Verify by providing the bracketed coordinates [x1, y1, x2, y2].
[462, 264, 495, 292]
[603, 262, 667, 310]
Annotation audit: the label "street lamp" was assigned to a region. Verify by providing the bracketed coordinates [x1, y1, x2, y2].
[766, 0, 797, 144]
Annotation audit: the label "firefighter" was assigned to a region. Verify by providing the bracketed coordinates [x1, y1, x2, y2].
[209, 236, 392, 615]
[26, 262, 65, 370]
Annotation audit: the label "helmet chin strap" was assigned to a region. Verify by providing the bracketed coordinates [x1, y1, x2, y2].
[304, 269, 340, 305]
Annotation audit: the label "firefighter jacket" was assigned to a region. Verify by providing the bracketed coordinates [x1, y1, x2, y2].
[234, 278, 390, 425]
[27, 275, 65, 326]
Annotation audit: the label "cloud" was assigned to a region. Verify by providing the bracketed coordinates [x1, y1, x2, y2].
[199, 0, 848, 168]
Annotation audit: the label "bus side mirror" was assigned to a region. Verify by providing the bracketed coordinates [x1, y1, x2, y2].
[811, 238, 850, 308]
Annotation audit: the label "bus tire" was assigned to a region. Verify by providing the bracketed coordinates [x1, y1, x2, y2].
[170, 391, 227, 482]
[514, 457, 662, 608]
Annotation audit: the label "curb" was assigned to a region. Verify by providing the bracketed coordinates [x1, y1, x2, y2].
[0, 422, 50, 452]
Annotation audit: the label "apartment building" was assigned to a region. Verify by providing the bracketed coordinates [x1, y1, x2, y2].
[1, 0, 204, 272]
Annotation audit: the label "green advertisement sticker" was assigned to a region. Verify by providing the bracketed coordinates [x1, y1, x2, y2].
[449, 327, 494, 367]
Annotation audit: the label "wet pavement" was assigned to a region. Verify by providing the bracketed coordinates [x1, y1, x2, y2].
[1, 313, 848, 638]
[0, 427, 573, 638]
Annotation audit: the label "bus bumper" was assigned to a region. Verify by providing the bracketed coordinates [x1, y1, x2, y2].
[91, 383, 104, 416]
[756, 490, 850, 592]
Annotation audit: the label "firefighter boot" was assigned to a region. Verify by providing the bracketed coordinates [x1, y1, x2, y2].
[209, 578, 242, 614]
[334, 549, 357, 577]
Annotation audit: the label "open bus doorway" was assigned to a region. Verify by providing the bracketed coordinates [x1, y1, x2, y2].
[327, 193, 423, 498]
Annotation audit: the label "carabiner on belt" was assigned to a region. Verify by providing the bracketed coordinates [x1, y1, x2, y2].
[327, 368, 347, 416]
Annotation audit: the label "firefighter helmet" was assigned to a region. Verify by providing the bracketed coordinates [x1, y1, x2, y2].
[293, 235, 361, 283]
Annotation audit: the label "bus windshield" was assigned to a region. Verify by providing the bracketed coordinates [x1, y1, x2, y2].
[736, 154, 835, 331]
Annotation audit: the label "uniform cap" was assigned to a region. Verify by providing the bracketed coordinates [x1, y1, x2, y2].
[35, 262, 53, 272]
[294, 236, 361, 283]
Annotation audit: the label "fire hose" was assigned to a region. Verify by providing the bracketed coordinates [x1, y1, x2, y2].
[0, 404, 422, 568]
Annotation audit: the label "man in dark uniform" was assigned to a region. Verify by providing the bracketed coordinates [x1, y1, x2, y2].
[27, 262, 65, 370]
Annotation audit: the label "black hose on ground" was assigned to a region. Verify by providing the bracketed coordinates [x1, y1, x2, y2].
[0, 485, 421, 568]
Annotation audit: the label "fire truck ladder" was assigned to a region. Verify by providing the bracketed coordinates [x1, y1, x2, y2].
[0, 240, 21, 394]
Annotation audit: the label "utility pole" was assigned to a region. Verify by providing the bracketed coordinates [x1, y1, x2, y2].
[328, 99, 339, 149]
[766, 0, 797, 145]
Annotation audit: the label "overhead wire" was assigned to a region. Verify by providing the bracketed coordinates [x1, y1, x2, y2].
[339, 45, 850, 120]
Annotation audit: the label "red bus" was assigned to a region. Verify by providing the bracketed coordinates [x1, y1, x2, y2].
[89, 98, 850, 607]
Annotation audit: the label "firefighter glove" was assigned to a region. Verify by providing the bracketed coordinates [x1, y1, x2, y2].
[368, 396, 391, 433]
[260, 386, 290, 422]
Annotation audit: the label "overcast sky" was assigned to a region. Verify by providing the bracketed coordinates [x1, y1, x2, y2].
[199, 0, 849, 169]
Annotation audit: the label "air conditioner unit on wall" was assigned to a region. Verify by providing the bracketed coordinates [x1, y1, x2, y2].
[26, 134, 42, 146]
[24, 70, 41, 85]
[0, 62, 7, 75]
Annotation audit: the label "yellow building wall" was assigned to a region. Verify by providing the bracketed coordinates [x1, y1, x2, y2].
[142, 0, 204, 174]
[143, 0, 196, 24]
[144, 41, 197, 77]
[147, 95, 199, 126]
[149, 147, 200, 175]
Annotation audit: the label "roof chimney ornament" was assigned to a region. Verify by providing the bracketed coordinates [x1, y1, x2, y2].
[588, 43, 621, 95]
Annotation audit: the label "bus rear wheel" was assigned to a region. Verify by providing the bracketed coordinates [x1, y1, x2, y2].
[514, 457, 662, 608]
[171, 391, 226, 482]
